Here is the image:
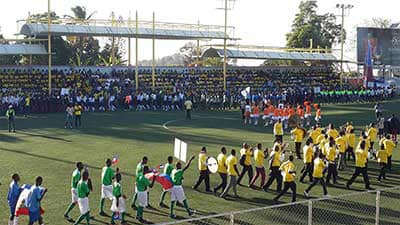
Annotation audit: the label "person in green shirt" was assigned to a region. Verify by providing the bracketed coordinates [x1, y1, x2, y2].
[170, 156, 196, 219]
[100, 159, 115, 216]
[159, 156, 174, 208]
[131, 156, 148, 209]
[136, 166, 156, 223]
[110, 170, 127, 225]
[64, 162, 84, 221]
[74, 171, 91, 225]
[6, 105, 16, 133]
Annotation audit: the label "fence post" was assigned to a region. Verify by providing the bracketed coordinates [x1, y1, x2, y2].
[308, 200, 313, 225]
[375, 191, 381, 225]
[230, 212, 234, 225]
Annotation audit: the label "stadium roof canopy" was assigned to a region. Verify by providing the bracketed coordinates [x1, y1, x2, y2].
[0, 44, 47, 55]
[20, 23, 235, 40]
[202, 48, 338, 62]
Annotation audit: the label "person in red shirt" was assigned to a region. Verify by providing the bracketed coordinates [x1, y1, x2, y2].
[304, 103, 312, 127]
[297, 106, 305, 127]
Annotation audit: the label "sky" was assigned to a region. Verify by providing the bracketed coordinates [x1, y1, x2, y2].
[0, 0, 399, 64]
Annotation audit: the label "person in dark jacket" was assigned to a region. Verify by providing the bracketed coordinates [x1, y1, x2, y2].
[388, 114, 400, 143]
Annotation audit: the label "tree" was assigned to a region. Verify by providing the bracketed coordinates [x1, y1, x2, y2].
[361, 18, 392, 28]
[286, 1, 344, 49]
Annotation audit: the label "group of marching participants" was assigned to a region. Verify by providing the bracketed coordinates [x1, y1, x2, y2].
[195, 119, 396, 203]
[243, 99, 322, 128]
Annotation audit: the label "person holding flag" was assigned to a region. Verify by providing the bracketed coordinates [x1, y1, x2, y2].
[170, 156, 196, 218]
[159, 156, 174, 208]
[64, 162, 84, 221]
[99, 159, 115, 216]
[135, 166, 156, 223]
[28, 176, 47, 225]
[7, 174, 21, 225]
[132, 156, 148, 209]
[73, 171, 91, 225]
[110, 169, 127, 225]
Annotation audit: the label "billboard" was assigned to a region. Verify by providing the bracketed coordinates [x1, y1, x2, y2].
[357, 27, 400, 66]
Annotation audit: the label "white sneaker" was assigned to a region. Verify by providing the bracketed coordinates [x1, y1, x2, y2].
[304, 191, 309, 198]
[323, 194, 331, 198]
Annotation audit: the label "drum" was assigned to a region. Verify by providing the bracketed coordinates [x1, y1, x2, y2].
[206, 157, 218, 174]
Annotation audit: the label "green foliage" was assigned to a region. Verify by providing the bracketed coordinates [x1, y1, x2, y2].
[286, 0, 344, 49]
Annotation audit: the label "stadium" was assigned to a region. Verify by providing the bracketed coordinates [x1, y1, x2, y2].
[0, 0, 399, 225]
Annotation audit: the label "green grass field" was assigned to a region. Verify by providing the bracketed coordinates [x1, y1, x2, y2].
[0, 100, 399, 225]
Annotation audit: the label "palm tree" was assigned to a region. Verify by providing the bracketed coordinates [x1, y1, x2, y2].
[64, 6, 97, 22]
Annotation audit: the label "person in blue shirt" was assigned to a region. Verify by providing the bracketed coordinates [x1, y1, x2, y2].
[7, 174, 21, 225]
[28, 176, 47, 225]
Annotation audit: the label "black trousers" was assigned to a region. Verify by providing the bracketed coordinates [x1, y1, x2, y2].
[295, 142, 302, 159]
[275, 135, 283, 143]
[346, 147, 355, 160]
[275, 181, 297, 202]
[300, 163, 313, 182]
[75, 115, 81, 128]
[237, 165, 253, 185]
[388, 156, 392, 170]
[347, 167, 370, 189]
[214, 173, 228, 192]
[8, 118, 15, 132]
[326, 162, 338, 184]
[186, 109, 191, 120]
[378, 163, 387, 180]
[193, 170, 210, 191]
[306, 178, 328, 195]
[263, 166, 282, 192]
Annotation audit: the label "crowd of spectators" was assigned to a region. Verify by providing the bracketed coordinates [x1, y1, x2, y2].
[0, 66, 396, 115]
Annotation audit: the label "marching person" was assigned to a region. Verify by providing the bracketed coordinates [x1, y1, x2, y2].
[132, 156, 148, 209]
[274, 118, 284, 143]
[7, 174, 21, 225]
[74, 103, 83, 128]
[249, 143, 267, 189]
[110, 169, 127, 225]
[263, 144, 283, 192]
[336, 131, 347, 170]
[64, 162, 84, 221]
[274, 155, 297, 202]
[367, 123, 378, 151]
[170, 156, 196, 218]
[135, 166, 156, 223]
[100, 159, 115, 216]
[300, 138, 313, 183]
[291, 125, 305, 159]
[159, 156, 174, 207]
[237, 143, 254, 186]
[346, 141, 372, 190]
[345, 129, 356, 161]
[326, 138, 339, 185]
[220, 149, 240, 199]
[6, 105, 16, 133]
[213, 147, 228, 194]
[192, 147, 211, 193]
[376, 144, 388, 181]
[28, 176, 47, 225]
[74, 171, 91, 225]
[304, 152, 329, 198]
[383, 135, 395, 171]
[184, 98, 193, 120]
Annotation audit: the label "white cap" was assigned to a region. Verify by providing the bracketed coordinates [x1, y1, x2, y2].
[8, 105, 13, 109]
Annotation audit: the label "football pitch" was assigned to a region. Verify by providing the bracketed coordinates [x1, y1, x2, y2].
[0, 100, 399, 225]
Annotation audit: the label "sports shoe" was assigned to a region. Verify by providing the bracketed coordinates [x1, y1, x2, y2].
[303, 190, 310, 198]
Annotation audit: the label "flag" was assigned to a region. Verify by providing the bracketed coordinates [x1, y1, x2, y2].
[112, 155, 119, 165]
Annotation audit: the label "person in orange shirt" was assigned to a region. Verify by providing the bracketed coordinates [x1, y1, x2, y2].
[273, 107, 280, 124]
[251, 104, 260, 126]
[282, 106, 290, 129]
[262, 105, 270, 127]
[315, 105, 322, 123]
[297, 106, 305, 127]
[288, 106, 295, 117]
[305, 103, 312, 127]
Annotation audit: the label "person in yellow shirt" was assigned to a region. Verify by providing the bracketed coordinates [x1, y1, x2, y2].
[263, 144, 283, 192]
[327, 124, 339, 139]
[237, 144, 254, 186]
[249, 143, 268, 188]
[318, 133, 329, 157]
[383, 135, 396, 171]
[325, 139, 339, 185]
[220, 149, 240, 198]
[346, 141, 372, 190]
[336, 131, 347, 170]
[304, 152, 328, 198]
[213, 147, 227, 194]
[309, 126, 321, 145]
[376, 144, 388, 181]
[345, 129, 356, 161]
[291, 125, 305, 159]
[192, 147, 211, 192]
[273, 155, 297, 202]
[74, 103, 83, 128]
[184, 99, 193, 120]
[274, 119, 284, 143]
[367, 123, 378, 151]
[300, 138, 314, 183]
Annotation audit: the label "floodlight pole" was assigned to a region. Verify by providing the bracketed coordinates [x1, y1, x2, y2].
[47, 0, 52, 96]
[223, 0, 228, 92]
[135, 11, 139, 91]
[339, 6, 345, 88]
[152, 11, 156, 91]
[197, 20, 201, 66]
[128, 12, 131, 66]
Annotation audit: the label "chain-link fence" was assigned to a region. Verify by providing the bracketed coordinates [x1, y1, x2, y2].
[156, 187, 400, 225]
